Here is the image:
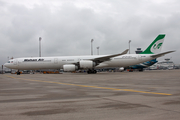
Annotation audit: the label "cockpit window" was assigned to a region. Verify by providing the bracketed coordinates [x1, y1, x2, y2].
[8, 61, 13, 63]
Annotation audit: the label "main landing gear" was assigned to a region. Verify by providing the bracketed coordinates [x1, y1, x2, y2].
[138, 68, 144, 72]
[87, 69, 97, 74]
[17, 70, 21, 75]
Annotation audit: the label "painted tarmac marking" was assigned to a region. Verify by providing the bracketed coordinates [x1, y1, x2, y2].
[5, 75, 172, 96]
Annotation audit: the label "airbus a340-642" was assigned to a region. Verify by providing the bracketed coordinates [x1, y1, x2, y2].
[4, 34, 175, 75]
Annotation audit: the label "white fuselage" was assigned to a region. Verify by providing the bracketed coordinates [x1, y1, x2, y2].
[4, 54, 152, 70]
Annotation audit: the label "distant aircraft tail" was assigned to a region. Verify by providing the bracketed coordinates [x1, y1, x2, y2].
[140, 34, 165, 54]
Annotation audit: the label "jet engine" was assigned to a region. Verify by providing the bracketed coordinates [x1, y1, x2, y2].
[79, 61, 95, 69]
[63, 64, 77, 72]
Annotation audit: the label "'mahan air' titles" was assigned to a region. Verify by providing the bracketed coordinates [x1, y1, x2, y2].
[24, 59, 44, 62]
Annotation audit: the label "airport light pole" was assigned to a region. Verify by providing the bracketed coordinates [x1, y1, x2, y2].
[39, 37, 42, 57]
[129, 40, 131, 54]
[97, 46, 100, 55]
[2, 65, 3, 74]
[91, 39, 94, 55]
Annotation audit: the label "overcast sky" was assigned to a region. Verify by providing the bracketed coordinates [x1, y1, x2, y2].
[0, 0, 180, 66]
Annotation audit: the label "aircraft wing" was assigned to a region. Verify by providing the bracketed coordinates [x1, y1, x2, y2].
[150, 50, 175, 58]
[92, 49, 129, 63]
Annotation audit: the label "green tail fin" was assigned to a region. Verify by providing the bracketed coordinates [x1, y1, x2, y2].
[140, 34, 165, 54]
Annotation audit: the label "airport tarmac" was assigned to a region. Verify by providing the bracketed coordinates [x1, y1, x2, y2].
[0, 70, 180, 120]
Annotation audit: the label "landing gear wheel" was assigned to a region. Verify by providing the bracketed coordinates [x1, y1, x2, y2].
[87, 69, 97, 74]
[17, 71, 21, 75]
[139, 68, 144, 72]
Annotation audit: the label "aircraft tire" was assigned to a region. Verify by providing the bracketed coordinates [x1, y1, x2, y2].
[87, 69, 97, 74]
[17, 71, 21, 75]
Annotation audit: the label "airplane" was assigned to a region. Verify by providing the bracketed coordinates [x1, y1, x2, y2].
[123, 59, 158, 72]
[4, 34, 175, 75]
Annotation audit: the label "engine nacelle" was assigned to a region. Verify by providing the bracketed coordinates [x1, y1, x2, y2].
[119, 67, 125, 72]
[79, 61, 95, 69]
[63, 64, 77, 72]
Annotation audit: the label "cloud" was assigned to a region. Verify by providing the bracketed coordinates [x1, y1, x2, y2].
[0, 0, 180, 66]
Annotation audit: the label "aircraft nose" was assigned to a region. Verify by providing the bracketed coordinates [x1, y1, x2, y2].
[4, 63, 11, 68]
[4, 63, 8, 67]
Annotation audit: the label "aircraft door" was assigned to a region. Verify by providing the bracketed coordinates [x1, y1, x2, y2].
[13, 59, 17, 65]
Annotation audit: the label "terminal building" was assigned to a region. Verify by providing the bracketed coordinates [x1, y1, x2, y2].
[149, 58, 176, 70]
[156, 58, 175, 70]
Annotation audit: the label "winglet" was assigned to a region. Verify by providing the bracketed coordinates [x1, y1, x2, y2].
[106, 49, 129, 58]
[93, 49, 129, 62]
[121, 49, 129, 55]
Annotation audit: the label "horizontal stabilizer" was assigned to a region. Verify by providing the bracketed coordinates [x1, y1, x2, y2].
[150, 50, 175, 58]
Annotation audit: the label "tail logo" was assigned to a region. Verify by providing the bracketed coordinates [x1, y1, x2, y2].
[150, 39, 164, 53]
[153, 43, 163, 50]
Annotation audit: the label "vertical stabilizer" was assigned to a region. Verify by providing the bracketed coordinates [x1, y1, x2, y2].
[140, 34, 165, 54]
